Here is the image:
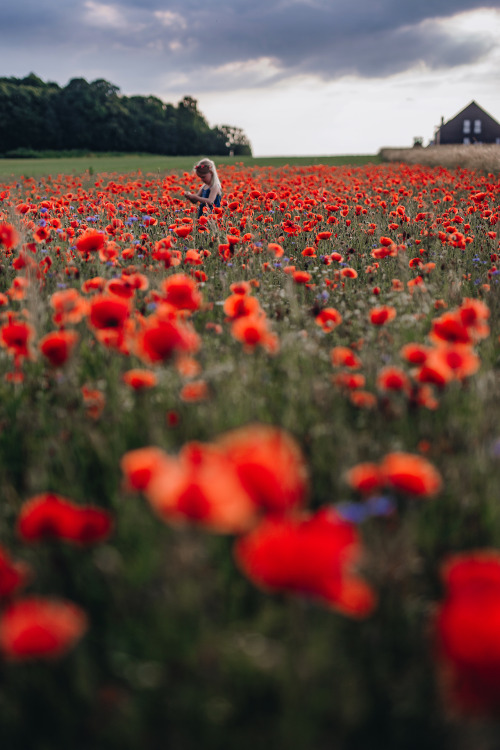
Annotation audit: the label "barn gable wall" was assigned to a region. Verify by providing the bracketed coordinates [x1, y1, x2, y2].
[437, 101, 500, 144]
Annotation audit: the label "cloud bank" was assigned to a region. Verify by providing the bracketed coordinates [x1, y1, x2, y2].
[3, 0, 499, 94]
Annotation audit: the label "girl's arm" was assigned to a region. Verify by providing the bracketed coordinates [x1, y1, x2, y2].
[184, 189, 217, 206]
[184, 187, 207, 204]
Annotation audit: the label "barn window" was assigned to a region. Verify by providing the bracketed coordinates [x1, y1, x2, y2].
[463, 137, 471, 144]
[463, 119, 471, 134]
[474, 119, 482, 134]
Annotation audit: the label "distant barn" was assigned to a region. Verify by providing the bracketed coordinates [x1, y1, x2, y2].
[434, 101, 500, 145]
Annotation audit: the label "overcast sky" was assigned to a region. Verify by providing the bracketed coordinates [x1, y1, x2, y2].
[2, 0, 500, 155]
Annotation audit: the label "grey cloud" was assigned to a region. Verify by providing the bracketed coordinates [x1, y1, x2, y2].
[2, 0, 499, 92]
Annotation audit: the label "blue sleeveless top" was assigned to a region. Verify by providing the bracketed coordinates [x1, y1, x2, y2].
[198, 186, 221, 218]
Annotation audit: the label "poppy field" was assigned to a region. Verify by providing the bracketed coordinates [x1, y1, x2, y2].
[0, 160, 500, 749]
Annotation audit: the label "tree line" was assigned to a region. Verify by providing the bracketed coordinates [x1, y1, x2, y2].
[0, 73, 252, 157]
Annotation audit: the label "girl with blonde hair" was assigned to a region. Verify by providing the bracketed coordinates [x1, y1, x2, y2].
[184, 158, 222, 218]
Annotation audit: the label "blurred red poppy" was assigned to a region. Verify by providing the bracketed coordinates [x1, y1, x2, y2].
[162, 274, 202, 312]
[0, 546, 30, 599]
[122, 369, 158, 390]
[331, 346, 362, 369]
[234, 509, 376, 617]
[75, 230, 107, 255]
[17, 493, 113, 546]
[145, 442, 257, 533]
[0, 597, 88, 661]
[135, 316, 200, 364]
[88, 295, 131, 330]
[345, 463, 383, 495]
[121, 447, 173, 492]
[380, 452, 442, 497]
[315, 307, 342, 332]
[0, 222, 20, 250]
[51, 289, 88, 327]
[435, 551, 500, 716]
[0, 316, 34, 361]
[376, 365, 411, 393]
[369, 306, 396, 326]
[179, 379, 209, 402]
[39, 330, 79, 368]
[217, 424, 309, 515]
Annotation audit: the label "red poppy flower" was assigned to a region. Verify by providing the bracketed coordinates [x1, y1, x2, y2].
[412, 384, 439, 411]
[376, 365, 411, 393]
[175, 355, 202, 378]
[349, 390, 377, 408]
[231, 315, 278, 353]
[400, 343, 431, 365]
[315, 307, 342, 332]
[50, 289, 88, 326]
[17, 493, 113, 546]
[340, 268, 358, 279]
[415, 351, 454, 388]
[332, 373, 366, 390]
[331, 346, 362, 369]
[234, 509, 376, 617]
[430, 311, 472, 345]
[106, 278, 136, 299]
[81, 277, 106, 294]
[39, 330, 79, 368]
[135, 316, 200, 364]
[217, 424, 309, 515]
[88, 295, 131, 330]
[372, 245, 397, 259]
[223, 294, 261, 320]
[435, 551, 500, 716]
[0, 222, 20, 250]
[185, 249, 203, 265]
[174, 225, 193, 238]
[345, 463, 383, 495]
[0, 316, 34, 361]
[75, 230, 107, 255]
[433, 345, 480, 381]
[162, 273, 201, 311]
[179, 379, 209, 402]
[379, 452, 442, 497]
[81, 385, 106, 420]
[122, 369, 158, 390]
[145, 442, 257, 533]
[292, 270, 312, 284]
[369, 306, 396, 326]
[0, 597, 88, 661]
[121, 447, 173, 492]
[268, 243, 284, 258]
[7, 276, 30, 302]
[229, 281, 252, 295]
[0, 546, 30, 599]
[458, 298, 490, 341]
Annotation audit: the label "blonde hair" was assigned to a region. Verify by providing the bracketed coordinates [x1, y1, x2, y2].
[193, 158, 222, 197]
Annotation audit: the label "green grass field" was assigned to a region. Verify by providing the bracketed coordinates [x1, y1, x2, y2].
[0, 152, 381, 178]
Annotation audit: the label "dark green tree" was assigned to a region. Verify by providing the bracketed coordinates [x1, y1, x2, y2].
[0, 75, 252, 157]
[216, 125, 253, 156]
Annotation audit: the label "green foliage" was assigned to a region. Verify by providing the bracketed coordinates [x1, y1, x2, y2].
[0, 74, 252, 158]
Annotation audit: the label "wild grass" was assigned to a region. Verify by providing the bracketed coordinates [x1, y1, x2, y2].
[380, 144, 500, 172]
[0, 152, 381, 179]
[0, 160, 499, 750]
